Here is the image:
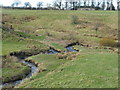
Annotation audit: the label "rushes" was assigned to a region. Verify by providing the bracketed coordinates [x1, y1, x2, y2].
[71, 15, 79, 24]
[56, 52, 80, 60]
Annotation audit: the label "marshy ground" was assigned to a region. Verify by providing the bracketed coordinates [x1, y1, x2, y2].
[1, 9, 118, 88]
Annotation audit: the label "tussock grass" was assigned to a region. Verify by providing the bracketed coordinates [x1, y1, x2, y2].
[2, 9, 118, 88]
[17, 50, 118, 88]
[99, 37, 117, 47]
[2, 56, 31, 83]
[56, 52, 80, 60]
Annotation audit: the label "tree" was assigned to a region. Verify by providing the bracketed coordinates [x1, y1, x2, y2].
[78, 0, 81, 7]
[117, 1, 120, 10]
[97, 2, 101, 7]
[91, 0, 95, 8]
[65, 0, 71, 9]
[69, 1, 73, 8]
[107, 2, 115, 10]
[53, 0, 62, 9]
[24, 2, 31, 8]
[101, 0, 106, 10]
[65, 1, 68, 9]
[37, 2, 43, 9]
[11, 0, 21, 7]
[11, 3, 15, 8]
[106, 1, 110, 10]
[83, 0, 86, 8]
[64, 0, 78, 10]
[87, 0, 90, 6]
[110, 0, 115, 10]
[73, 2, 75, 10]
[95, 1, 101, 10]
[53, 2, 60, 8]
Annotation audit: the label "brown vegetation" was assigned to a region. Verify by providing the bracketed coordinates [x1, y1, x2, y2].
[56, 52, 80, 60]
[99, 37, 117, 47]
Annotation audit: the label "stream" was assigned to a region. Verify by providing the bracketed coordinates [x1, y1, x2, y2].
[2, 45, 78, 88]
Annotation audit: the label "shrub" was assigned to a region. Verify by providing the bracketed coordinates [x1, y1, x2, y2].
[99, 37, 117, 47]
[71, 15, 79, 24]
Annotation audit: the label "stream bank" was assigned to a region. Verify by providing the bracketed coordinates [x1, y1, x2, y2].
[2, 45, 77, 88]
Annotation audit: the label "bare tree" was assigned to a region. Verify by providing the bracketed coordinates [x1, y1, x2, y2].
[78, 0, 81, 7]
[83, 0, 86, 8]
[11, 0, 21, 8]
[87, 0, 90, 6]
[106, 0, 110, 10]
[91, 0, 95, 8]
[53, 2, 60, 9]
[117, 1, 120, 10]
[73, 1, 75, 10]
[96, 1, 101, 7]
[11, 3, 15, 8]
[101, 0, 106, 10]
[95, 1, 101, 10]
[24, 2, 31, 8]
[47, 3, 51, 7]
[65, 1, 68, 9]
[109, 0, 115, 10]
[69, 1, 73, 8]
[64, 0, 76, 9]
[53, 0, 62, 9]
[37, 2, 43, 9]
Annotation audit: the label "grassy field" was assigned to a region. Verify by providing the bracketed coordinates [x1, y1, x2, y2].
[2, 9, 118, 88]
[17, 51, 118, 88]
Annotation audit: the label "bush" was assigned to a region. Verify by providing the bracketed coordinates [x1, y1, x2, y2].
[99, 37, 117, 47]
[71, 15, 79, 24]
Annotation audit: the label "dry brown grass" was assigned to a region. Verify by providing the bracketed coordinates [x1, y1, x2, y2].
[2, 14, 14, 23]
[21, 16, 38, 22]
[99, 37, 117, 47]
[2, 56, 18, 68]
[56, 52, 80, 60]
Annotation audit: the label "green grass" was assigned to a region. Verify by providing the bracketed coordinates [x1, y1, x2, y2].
[50, 43, 66, 51]
[17, 49, 118, 88]
[27, 54, 67, 79]
[3, 66, 31, 83]
[2, 9, 118, 88]
[14, 31, 46, 40]
[2, 41, 28, 55]
[2, 30, 48, 55]
[2, 56, 31, 83]
[73, 45, 111, 53]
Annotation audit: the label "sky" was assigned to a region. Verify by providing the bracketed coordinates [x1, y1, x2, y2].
[0, 0, 118, 9]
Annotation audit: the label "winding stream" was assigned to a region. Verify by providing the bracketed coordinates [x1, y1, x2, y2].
[3, 60, 37, 87]
[2, 45, 78, 88]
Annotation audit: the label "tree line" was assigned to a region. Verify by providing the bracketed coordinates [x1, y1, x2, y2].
[2, 0, 120, 10]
